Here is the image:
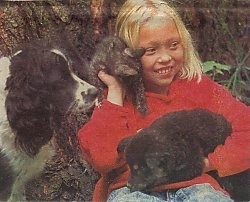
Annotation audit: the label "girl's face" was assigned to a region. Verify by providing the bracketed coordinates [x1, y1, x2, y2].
[138, 16, 184, 94]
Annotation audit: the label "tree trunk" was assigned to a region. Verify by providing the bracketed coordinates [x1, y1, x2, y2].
[0, 0, 249, 65]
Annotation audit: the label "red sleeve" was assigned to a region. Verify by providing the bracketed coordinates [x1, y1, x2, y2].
[196, 76, 250, 177]
[78, 100, 136, 174]
[208, 82, 250, 176]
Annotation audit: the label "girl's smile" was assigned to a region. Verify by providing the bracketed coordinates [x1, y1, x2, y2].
[138, 15, 184, 95]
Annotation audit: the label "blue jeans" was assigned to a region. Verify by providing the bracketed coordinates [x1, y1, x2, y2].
[107, 183, 233, 202]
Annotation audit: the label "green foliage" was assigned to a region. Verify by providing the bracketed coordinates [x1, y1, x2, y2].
[227, 51, 250, 104]
[202, 0, 250, 105]
[204, 51, 250, 105]
[203, 61, 231, 81]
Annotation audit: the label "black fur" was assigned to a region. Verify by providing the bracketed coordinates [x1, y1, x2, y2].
[208, 170, 250, 202]
[0, 38, 98, 201]
[5, 40, 97, 156]
[89, 36, 148, 115]
[0, 152, 13, 200]
[118, 108, 232, 191]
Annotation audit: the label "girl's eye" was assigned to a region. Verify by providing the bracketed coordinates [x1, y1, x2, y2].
[170, 41, 179, 50]
[145, 47, 156, 55]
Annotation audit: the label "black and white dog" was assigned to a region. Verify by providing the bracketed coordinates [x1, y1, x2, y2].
[0, 39, 98, 201]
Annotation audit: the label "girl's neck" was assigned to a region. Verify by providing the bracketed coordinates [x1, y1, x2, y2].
[144, 84, 169, 95]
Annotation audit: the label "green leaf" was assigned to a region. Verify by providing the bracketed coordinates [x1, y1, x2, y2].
[203, 61, 231, 73]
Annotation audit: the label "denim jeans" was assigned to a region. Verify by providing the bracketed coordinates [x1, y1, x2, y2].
[107, 183, 233, 202]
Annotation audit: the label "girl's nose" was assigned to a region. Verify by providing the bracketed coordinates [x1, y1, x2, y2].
[157, 51, 172, 63]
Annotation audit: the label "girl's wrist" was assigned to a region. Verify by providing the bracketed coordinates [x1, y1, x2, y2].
[203, 158, 215, 173]
[98, 71, 124, 106]
[107, 86, 124, 106]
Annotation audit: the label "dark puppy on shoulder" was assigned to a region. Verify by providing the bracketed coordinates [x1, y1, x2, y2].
[117, 108, 232, 191]
[88, 36, 148, 115]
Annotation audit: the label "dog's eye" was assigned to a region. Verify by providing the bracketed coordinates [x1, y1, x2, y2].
[133, 164, 139, 170]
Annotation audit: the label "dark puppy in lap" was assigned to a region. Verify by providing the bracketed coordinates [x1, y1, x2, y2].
[118, 108, 232, 191]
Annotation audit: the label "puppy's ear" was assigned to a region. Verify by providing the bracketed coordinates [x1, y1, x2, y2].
[145, 153, 163, 169]
[115, 65, 138, 76]
[123, 48, 145, 58]
[145, 156, 160, 169]
[117, 136, 134, 154]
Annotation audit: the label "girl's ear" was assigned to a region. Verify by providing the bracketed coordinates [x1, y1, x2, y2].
[124, 48, 145, 58]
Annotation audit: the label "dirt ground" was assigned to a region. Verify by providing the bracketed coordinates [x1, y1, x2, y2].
[25, 151, 99, 201]
[24, 111, 99, 201]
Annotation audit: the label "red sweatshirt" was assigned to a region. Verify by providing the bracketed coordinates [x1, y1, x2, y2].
[78, 75, 250, 201]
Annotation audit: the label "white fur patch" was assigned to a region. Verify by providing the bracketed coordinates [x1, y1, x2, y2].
[12, 50, 22, 57]
[50, 48, 68, 62]
[0, 57, 10, 123]
[0, 57, 10, 91]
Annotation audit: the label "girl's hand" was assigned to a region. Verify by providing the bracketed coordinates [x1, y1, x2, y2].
[98, 71, 124, 106]
[203, 158, 215, 173]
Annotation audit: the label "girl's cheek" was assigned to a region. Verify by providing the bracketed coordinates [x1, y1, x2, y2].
[141, 55, 155, 66]
[141, 58, 151, 70]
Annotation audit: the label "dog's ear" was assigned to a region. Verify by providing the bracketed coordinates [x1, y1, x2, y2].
[28, 75, 46, 91]
[5, 87, 53, 156]
[117, 136, 134, 154]
[123, 48, 145, 58]
[5, 61, 52, 157]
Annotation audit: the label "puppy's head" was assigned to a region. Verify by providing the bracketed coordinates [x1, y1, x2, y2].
[118, 128, 171, 191]
[118, 127, 203, 191]
[93, 36, 145, 76]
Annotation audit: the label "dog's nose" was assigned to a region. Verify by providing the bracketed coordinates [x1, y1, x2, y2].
[88, 87, 98, 98]
[82, 87, 98, 100]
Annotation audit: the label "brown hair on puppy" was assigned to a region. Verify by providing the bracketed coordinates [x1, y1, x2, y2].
[88, 36, 147, 115]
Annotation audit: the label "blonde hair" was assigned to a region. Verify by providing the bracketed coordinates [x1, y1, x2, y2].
[115, 0, 203, 81]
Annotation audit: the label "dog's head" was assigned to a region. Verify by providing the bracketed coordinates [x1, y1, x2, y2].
[5, 39, 98, 156]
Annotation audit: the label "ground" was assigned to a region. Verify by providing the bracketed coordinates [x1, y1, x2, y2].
[24, 111, 99, 201]
[25, 150, 99, 201]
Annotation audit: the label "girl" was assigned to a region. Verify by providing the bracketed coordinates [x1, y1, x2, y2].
[78, 0, 250, 201]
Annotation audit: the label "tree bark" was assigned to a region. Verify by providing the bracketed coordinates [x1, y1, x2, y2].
[0, 0, 249, 66]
